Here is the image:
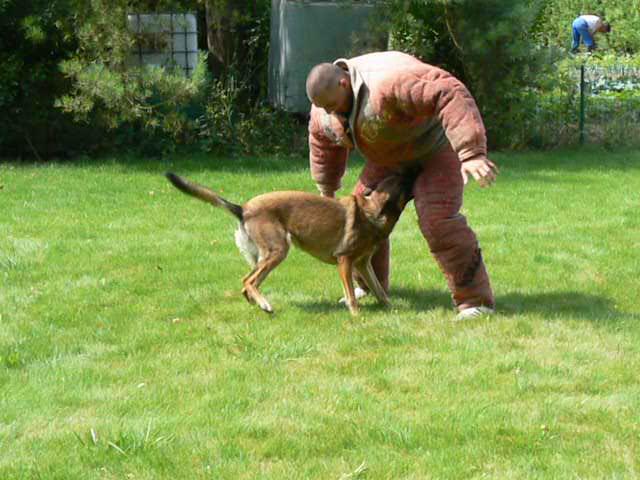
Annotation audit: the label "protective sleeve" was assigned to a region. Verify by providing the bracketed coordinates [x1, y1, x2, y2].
[388, 67, 488, 162]
[308, 106, 349, 196]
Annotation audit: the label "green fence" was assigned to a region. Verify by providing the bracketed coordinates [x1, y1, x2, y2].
[579, 64, 640, 147]
[527, 64, 640, 149]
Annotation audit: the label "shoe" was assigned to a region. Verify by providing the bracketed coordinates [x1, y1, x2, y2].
[339, 287, 368, 304]
[455, 306, 495, 321]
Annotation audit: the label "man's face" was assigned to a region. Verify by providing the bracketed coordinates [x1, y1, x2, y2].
[312, 79, 353, 115]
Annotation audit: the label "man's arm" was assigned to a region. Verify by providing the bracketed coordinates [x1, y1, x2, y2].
[389, 66, 486, 160]
[388, 66, 497, 186]
[308, 106, 350, 197]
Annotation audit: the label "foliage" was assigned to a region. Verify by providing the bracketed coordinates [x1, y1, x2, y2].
[52, 0, 293, 157]
[194, 0, 307, 157]
[0, 0, 85, 158]
[382, 1, 464, 75]
[54, 0, 210, 154]
[203, 0, 272, 99]
[379, 0, 554, 149]
[58, 53, 209, 149]
[378, 0, 640, 149]
[0, 0, 212, 158]
[3, 0, 640, 158]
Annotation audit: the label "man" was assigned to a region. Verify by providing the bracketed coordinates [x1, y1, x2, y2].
[571, 14, 611, 53]
[306, 51, 497, 320]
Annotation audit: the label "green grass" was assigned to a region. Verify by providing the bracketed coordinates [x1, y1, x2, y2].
[1, 149, 639, 479]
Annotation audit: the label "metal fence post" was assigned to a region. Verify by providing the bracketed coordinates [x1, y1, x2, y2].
[579, 64, 585, 145]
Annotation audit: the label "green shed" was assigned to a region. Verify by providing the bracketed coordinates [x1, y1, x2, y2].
[268, 0, 382, 113]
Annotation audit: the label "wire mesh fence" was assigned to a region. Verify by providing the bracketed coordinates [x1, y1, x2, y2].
[580, 64, 640, 147]
[524, 63, 640, 149]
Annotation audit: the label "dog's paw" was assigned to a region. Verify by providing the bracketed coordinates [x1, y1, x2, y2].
[259, 301, 274, 314]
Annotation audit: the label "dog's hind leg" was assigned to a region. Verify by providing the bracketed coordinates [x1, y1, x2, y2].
[242, 251, 288, 313]
[241, 222, 289, 313]
[235, 225, 258, 267]
[355, 256, 390, 307]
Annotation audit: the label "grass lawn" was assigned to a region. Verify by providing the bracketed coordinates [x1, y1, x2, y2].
[1, 148, 639, 479]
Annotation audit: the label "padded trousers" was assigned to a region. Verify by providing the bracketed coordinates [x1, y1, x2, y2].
[353, 144, 495, 311]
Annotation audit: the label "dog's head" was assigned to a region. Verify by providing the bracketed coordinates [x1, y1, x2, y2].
[358, 172, 415, 235]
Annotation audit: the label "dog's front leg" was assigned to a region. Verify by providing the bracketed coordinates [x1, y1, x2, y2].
[337, 256, 358, 315]
[355, 257, 390, 307]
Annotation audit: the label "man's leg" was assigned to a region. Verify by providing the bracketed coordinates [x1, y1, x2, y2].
[571, 24, 581, 52]
[572, 18, 594, 51]
[414, 145, 494, 311]
[581, 27, 595, 50]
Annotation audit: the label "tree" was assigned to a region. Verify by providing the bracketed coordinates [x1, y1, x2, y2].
[56, 0, 209, 152]
[381, 0, 550, 148]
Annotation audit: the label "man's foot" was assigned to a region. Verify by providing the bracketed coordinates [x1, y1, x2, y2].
[455, 306, 495, 321]
[338, 287, 368, 304]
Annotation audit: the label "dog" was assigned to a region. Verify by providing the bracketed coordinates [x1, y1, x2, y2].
[166, 172, 413, 315]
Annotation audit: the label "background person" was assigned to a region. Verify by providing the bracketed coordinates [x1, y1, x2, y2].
[571, 14, 611, 53]
[305, 51, 498, 320]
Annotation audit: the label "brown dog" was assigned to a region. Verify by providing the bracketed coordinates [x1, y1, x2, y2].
[166, 172, 413, 315]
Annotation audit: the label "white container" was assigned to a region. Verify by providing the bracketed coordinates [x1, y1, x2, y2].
[127, 13, 198, 76]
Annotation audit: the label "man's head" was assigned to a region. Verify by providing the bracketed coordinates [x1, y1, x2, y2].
[599, 21, 611, 33]
[306, 63, 353, 114]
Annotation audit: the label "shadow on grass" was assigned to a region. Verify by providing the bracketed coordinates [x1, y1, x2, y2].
[47, 147, 640, 172]
[494, 147, 640, 174]
[27, 150, 367, 175]
[110, 153, 313, 175]
[499, 291, 636, 323]
[4, 144, 639, 176]
[294, 286, 635, 323]
[390, 287, 636, 324]
[292, 287, 453, 315]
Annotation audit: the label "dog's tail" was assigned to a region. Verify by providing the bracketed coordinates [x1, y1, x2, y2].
[165, 172, 243, 222]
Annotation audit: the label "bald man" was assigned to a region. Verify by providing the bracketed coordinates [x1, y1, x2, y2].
[306, 51, 497, 320]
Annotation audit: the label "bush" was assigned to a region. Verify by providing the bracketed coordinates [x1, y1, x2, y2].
[198, 76, 307, 157]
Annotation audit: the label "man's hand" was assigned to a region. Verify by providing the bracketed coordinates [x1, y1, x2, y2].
[461, 156, 499, 187]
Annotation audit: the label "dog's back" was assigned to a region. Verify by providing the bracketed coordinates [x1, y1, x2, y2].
[242, 191, 349, 264]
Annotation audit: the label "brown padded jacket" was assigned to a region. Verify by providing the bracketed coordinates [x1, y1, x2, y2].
[308, 51, 487, 195]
